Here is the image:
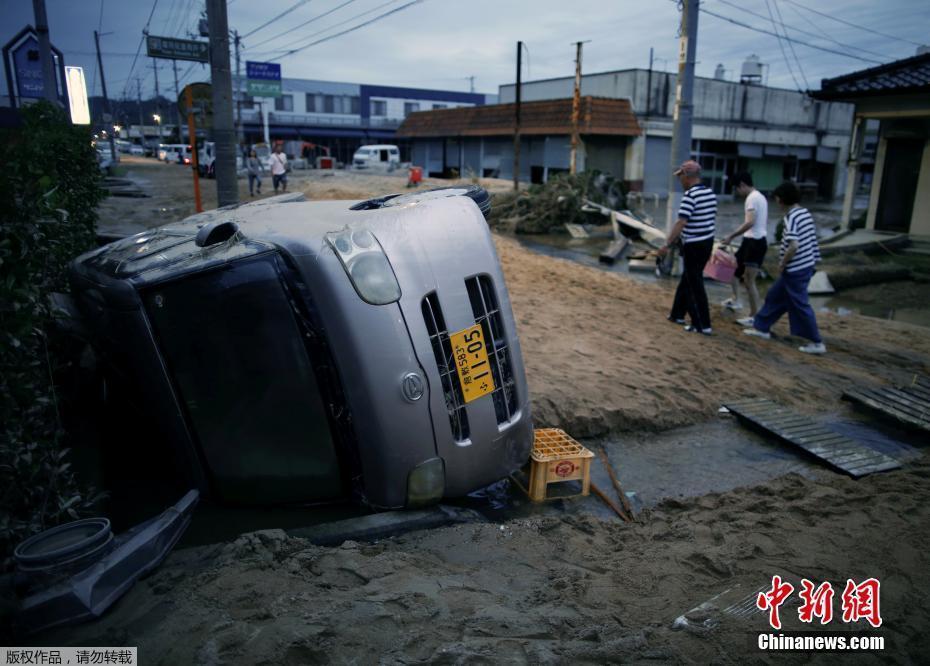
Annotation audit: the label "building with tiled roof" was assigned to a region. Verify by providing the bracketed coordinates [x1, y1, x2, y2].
[396, 97, 641, 183]
[813, 52, 930, 236]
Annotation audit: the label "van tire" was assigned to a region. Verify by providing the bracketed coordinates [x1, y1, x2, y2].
[350, 185, 491, 220]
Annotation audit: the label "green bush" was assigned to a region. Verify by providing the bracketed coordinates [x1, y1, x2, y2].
[0, 102, 107, 566]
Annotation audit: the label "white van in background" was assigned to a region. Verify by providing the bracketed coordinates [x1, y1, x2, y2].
[353, 144, 400, 170]
[158, 144, 185, 163]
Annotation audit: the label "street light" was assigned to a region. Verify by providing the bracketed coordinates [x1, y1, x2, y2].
[113, 124, 122, 134]
[153, 114, 163, 143]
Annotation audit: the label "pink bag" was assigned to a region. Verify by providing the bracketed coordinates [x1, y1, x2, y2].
[703, 247, 737, 282]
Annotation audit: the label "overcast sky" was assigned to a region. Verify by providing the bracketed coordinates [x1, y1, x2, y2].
[2, 0, 928, 103]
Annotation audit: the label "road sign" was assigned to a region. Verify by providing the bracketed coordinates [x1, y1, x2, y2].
[178, 82, 213, 129]
[246, 60, 281, 97]
[146, 35, 208, 63]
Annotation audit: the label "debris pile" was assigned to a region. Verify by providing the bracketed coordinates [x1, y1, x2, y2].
[489, 171, 626, 234]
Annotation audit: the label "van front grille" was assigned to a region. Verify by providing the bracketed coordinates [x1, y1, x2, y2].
[422, 292, 470, 441]
[466, 275, 517, 424]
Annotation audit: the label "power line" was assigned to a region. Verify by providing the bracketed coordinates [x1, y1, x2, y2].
[763, 0, 802, 90]
[698, 7, 883, 64]
[781, 0, 924, 47]
[249, 0, 400, 54]
[712, 0, 888, 60]
[274, 0, 422, 58]
[242, 0, 313, 39]
[122, 0, 161, 99]
[771, 0, 808, 89]
[173, 0, 197, 36]
[246, 0, 358, 51]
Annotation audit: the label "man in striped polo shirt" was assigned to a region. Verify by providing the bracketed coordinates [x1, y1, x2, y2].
[660, 160, 716, 335]
[744, 181, 826, 354]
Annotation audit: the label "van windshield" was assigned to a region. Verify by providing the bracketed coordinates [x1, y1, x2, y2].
[144, 254, 344, 503]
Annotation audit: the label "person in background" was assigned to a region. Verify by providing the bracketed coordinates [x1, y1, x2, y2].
[744, 181, 826, 354]
[246, 149, 263, 197]
[659, 160, 717, 335]
[270, 144, 288, 193]
[722, 171, 768, 326]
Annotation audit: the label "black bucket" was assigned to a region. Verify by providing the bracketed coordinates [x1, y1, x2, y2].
[14, 518, 114, 591]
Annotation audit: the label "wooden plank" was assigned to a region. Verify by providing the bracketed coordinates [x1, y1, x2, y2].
[759, 415, 817, 428]
[844, 391, 930, 433]
[854, 389, 930, 423]
[903, 383, 930, 400]
[727, 399, 901, 476]
[778, 424, 830, 435]
[793, 434, 853, 448]
[863, 387, 929, 416]
[766, 416, 818, 428]
[845, 459, 901, 476]
[881, 388, 930, 416]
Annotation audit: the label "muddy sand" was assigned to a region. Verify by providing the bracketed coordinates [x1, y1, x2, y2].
[36, 163, 930, 662]
[42, 460, 930, 663]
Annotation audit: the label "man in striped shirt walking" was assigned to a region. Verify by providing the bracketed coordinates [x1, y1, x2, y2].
[744, 181, 826, 354]
[660, 160, 716, 334]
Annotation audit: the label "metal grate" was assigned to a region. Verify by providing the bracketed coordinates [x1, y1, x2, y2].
[422, 292, 470, 441]
[466, 275, 517, 424]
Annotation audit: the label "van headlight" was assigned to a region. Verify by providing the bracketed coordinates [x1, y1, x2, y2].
[325, 227, 401, 305]
[406, 458, 445, 508]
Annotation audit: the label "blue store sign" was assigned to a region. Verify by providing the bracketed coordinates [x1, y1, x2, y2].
[3, 26, 66, 107]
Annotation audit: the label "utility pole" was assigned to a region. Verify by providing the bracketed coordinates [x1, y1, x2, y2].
[467, 75, 475, 93]
[32, 0, 57, 103]
[513, 41, 522, 191]
[646, 47, 654, 115]
[665, 0, 699, 233]
[234, 30, 244, 152]
[206, 0, 239, 207]
[152, 61, 163, 144]
[569, 41, 588, 175]
[136, 77, 145, 139]
[172, 59, 184, 143]
[94, 30, 117, 161]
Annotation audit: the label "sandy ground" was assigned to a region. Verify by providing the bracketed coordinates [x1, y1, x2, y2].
[496, 235, 930, 437]
[41, 461, 930, 663]
[33, 163, 930, 662]
[98, 156, 511, 236]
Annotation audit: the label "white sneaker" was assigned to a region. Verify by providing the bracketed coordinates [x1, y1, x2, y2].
[743, 328, 771, 340]
[799, 342, 827, 355]
[721, 298, 743, 311]
[736, 316, 754, 327]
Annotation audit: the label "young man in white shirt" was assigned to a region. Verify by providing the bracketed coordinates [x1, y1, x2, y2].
[270, 144, 288, 193]
[722, 172, 768, 326]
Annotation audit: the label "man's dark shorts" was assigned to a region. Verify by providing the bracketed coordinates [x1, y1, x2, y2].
[272, 173, 287, 190]
[734, 237, 767, 278]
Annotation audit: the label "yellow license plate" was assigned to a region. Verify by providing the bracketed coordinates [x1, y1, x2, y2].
[450, 323, 496, 404]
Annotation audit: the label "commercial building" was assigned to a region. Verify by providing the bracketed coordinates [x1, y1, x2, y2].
[398, 62, 856, 198]
[397, 97, 641, 180]
[495, 65, 855, 198]
[234, 77, 495, 163]
[814, 51, 930, 236]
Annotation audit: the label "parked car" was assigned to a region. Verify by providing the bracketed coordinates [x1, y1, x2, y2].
[129, 144, 144, 156]
[175, 145, 192, 165]
[158, 143, 185, 163]
[68, 187, 532, 510]
[193, 142, 242, 177]
[353, 144, 400, 170]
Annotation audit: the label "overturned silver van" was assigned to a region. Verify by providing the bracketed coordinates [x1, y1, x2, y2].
[69, 188, 532, 509]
